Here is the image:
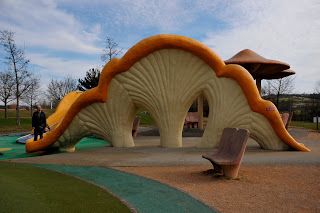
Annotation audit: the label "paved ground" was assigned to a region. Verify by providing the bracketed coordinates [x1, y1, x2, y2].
[9, 128, 320, 166]
[4, 127, 320, 212]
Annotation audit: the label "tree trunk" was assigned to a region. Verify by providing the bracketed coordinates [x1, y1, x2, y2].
[16, 96, 20, 125]
[317, 100, 319, 130]
[275, 79, 282, 108]
[256, 78, 262, 95]
[9, 39, 20, 126]
[30, 96, 33, 118]
[15, 78, 20, 125]
[4, 102, 7, 119]
[276, 92, 280, 108]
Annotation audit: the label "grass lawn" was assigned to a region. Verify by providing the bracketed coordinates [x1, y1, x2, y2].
[0, 109, 54, 134]
[0, 108, 55, 118]
[0, 162, 131, 213]
[290, 121, 320, 131]
[0, 118, 32, 134]
[137, 111, 155, 126]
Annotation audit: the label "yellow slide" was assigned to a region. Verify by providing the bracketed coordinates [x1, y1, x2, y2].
[45, 91, 83, 130]
[21, 91, 82, 146]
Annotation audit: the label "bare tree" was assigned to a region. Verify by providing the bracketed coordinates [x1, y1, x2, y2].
[36, 92, 51, 109]
[268, 76, 295, 107]
[47, 77, 77, 107]
[22, 76, 40, 117]
[101, 36, 122, 63]
[314, 80, 320, 130]
[0, 70, 15, 118]
[315, 80, 320, 94]
[0, 30, 33, 125]
[261, 80, 272, 96]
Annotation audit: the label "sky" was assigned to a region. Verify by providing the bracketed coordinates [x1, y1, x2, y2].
[0, 0, 319, 93]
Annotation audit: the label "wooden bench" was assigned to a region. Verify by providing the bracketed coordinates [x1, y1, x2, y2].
[281, 112, 293, 130]
[202, 128, 249, 179]
[185, 112, 200, 128]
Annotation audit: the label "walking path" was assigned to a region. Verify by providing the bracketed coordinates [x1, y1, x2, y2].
[36, 164, 216, 213]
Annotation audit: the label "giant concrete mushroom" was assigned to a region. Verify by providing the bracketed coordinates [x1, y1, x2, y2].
[225, 49, 294, 94]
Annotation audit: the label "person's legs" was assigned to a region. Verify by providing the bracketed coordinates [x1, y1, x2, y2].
[34, 128, 39, 141]
[39, 128, 43, 139]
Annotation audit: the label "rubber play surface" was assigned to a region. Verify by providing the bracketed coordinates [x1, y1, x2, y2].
[0, 135, 110, 160]
[36, 164, 217, 213]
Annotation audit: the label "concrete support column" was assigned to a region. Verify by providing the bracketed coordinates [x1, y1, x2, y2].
[158, 109, 186, 147]
[256, 78, 262, 95]
[111, 129, 135, 147]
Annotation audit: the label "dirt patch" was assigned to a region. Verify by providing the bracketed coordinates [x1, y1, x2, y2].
[116, 165, 320, 213]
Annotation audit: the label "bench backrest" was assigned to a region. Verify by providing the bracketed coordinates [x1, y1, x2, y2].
[217, 128, 250, 164]
[185, 112, 200, 122]
[281, 112, 293, 129]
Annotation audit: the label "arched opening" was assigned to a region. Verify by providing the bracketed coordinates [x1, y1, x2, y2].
[182, 93, 209, 147]
[132, 109, 161, 147]
[183, 97, 201, 133]
[129, 89, 209, 148]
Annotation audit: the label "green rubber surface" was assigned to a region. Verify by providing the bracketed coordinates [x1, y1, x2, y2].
[36, 164, 217, 213]
[0, 135, 110, 160]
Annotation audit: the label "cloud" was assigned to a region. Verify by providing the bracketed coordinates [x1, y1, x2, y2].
[1, 0, 319, 94]
[113, 0, 195, 31]
[26, 52, 101, 95]
[0, 0, 103, 93]
[28, 53, 100, 79]
[202, 0, 320, 93]
[0, 0, 101, 54]
[56, 0, 212, 31]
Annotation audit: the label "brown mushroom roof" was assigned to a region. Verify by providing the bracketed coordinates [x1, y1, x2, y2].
[261, 69, 295, 80]
[225, 49, 291, 79]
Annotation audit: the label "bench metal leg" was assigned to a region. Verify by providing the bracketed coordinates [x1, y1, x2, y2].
[212, 162, 223, 174]
[205, 159, 223, 175]
[222, 164, 240, 179]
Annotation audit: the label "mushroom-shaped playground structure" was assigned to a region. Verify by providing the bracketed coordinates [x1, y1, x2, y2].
[225, 49, 295, 93]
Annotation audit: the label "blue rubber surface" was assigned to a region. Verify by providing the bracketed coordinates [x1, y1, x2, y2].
[37, 164, 217, 213]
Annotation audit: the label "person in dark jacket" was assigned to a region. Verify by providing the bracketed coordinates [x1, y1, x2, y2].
[32, 105, 47, 141]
